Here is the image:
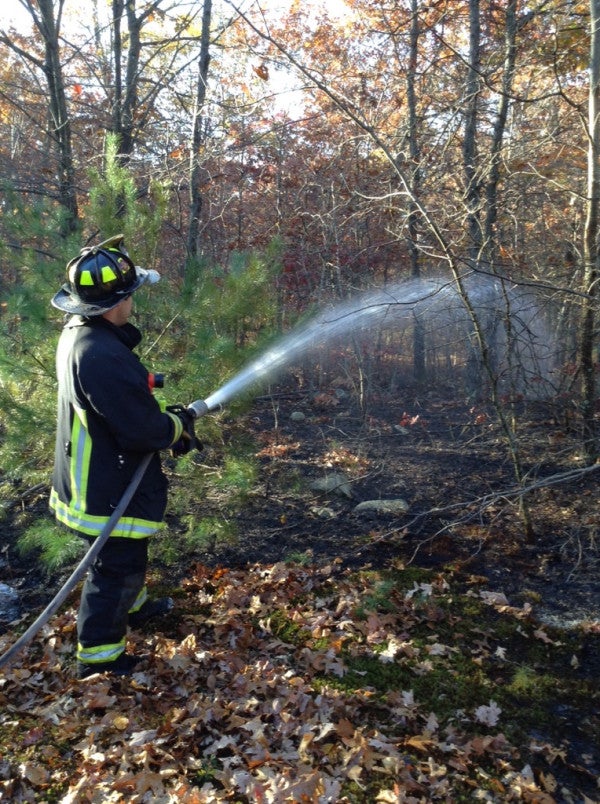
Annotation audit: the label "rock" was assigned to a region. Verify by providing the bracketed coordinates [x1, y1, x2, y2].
[290, 411, 306, 422]
[310, 473, 353, 498]
[0, 583, 20, 623]
[310, 505, 338, 519]
[353, 499, 409, 515]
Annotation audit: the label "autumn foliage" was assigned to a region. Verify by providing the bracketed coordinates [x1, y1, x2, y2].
[1, 560, 595, 802]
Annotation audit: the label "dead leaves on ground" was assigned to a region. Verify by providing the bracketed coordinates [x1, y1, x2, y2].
[0, 562, 595, 802]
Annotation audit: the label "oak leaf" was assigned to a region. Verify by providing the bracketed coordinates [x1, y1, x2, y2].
[253, 63, 269, 80]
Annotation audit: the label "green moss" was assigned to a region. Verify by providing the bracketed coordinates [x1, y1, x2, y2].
[356, 578, 397, 616]
[264, 609, 308, 645]
[507, 665, 555, 698]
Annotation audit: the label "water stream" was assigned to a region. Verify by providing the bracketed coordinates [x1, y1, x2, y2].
[191, 275, 554, 414]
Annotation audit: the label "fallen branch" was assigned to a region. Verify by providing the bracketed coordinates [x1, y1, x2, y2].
[2, 483, 48, 511]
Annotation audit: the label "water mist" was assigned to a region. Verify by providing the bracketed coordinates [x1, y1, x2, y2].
[189, 275, 555, 417]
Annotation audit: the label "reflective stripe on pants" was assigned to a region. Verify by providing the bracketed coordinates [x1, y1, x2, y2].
[77, 536, 148, 664]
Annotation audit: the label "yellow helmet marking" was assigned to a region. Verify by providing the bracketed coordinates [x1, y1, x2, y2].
[79, 269, 94, 286]
[101, 266, 118, 283]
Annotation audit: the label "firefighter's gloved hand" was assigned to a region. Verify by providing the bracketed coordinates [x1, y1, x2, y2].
[167, 404, 202, 456]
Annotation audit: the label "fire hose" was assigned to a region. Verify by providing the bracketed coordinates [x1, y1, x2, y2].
[0, 399, 210, 671]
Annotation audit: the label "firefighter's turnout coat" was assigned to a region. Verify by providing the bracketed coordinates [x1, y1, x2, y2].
[50, 316, 183, 538]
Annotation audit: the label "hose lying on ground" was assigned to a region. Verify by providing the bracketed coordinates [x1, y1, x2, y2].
[0, 453, 153, 671]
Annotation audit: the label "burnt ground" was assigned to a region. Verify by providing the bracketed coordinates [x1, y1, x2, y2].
[204, 390, 600, 631]
[3, 388, 599, 634]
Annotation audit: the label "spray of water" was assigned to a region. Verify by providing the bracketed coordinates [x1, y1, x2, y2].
[189, 276, 555, 417]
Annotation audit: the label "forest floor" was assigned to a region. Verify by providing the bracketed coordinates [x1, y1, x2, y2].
[209, 389, 600, 631]
[1, 387, 599, 802]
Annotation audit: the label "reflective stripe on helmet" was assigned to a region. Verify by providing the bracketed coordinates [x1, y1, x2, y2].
[101, 266, 118, 283]
[78, 269, 95, 286]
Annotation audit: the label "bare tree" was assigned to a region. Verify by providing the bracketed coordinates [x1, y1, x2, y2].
[1, 0, 78, 233]
[406, 0, 425, 382]
[111, 0, 167, 160]
[463, 0, 482, 263]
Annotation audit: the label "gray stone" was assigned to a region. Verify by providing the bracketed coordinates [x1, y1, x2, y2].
[353, 499, 409, 515]
[310, 473, 353, 498]
[310, 505, 338, 519]
[0, 583, 20, 623]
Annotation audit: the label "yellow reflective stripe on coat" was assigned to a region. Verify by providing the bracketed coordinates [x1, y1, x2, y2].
[49, 489, 163, 538]
[71, 406, 91, 513]
[77, 637, 126, 664]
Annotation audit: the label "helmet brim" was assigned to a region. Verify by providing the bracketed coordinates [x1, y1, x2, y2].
[51, 266, 160, 316]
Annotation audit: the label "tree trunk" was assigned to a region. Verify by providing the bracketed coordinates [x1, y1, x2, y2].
[483, 0, 518, 262]
[111, 0, 159, 161]
[463, 0, 482, 263]
[186, 0, 213, 267]
[406, 0, 425, 382]
[22, 0, 79, 234]
[122, 0, 143, 158]
[580, 0, 600, 464]
[111, 0, 125, 147]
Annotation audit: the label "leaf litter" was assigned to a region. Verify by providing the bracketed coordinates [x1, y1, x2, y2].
[1, 559, 599, 802]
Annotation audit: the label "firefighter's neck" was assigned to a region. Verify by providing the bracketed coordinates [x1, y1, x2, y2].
[102, 295, 133, 327]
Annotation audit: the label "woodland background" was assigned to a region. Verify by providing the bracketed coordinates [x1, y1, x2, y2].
[1, 0, 600, 535]
[1, 2, 600, 802]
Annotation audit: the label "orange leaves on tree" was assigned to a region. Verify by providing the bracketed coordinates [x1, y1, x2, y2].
[253, 62, 269, 81]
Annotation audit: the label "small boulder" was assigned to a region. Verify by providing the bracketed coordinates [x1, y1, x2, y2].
[0, 583, 20, 623]
[310, 505, 338, 519]
[353, 499, 409, 515]
[310, 473, 353, 498]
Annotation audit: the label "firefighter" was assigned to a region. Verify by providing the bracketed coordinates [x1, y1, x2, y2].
[50, 235, 194, 679]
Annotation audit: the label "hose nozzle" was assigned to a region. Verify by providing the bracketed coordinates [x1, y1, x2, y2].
[188, 399, 210, 419]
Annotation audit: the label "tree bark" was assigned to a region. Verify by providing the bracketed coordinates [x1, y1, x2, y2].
[580, 0, 600, 464]
[186, 0, 213, 267]
[406, 0, 425, 382]
[483, 0, 518, 262]
[463, 0, 482, 263]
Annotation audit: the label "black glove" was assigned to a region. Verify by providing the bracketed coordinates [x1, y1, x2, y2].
[167, 404, 203, 456]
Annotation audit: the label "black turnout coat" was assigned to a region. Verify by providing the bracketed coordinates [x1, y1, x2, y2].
[50, 316, 183, 539]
